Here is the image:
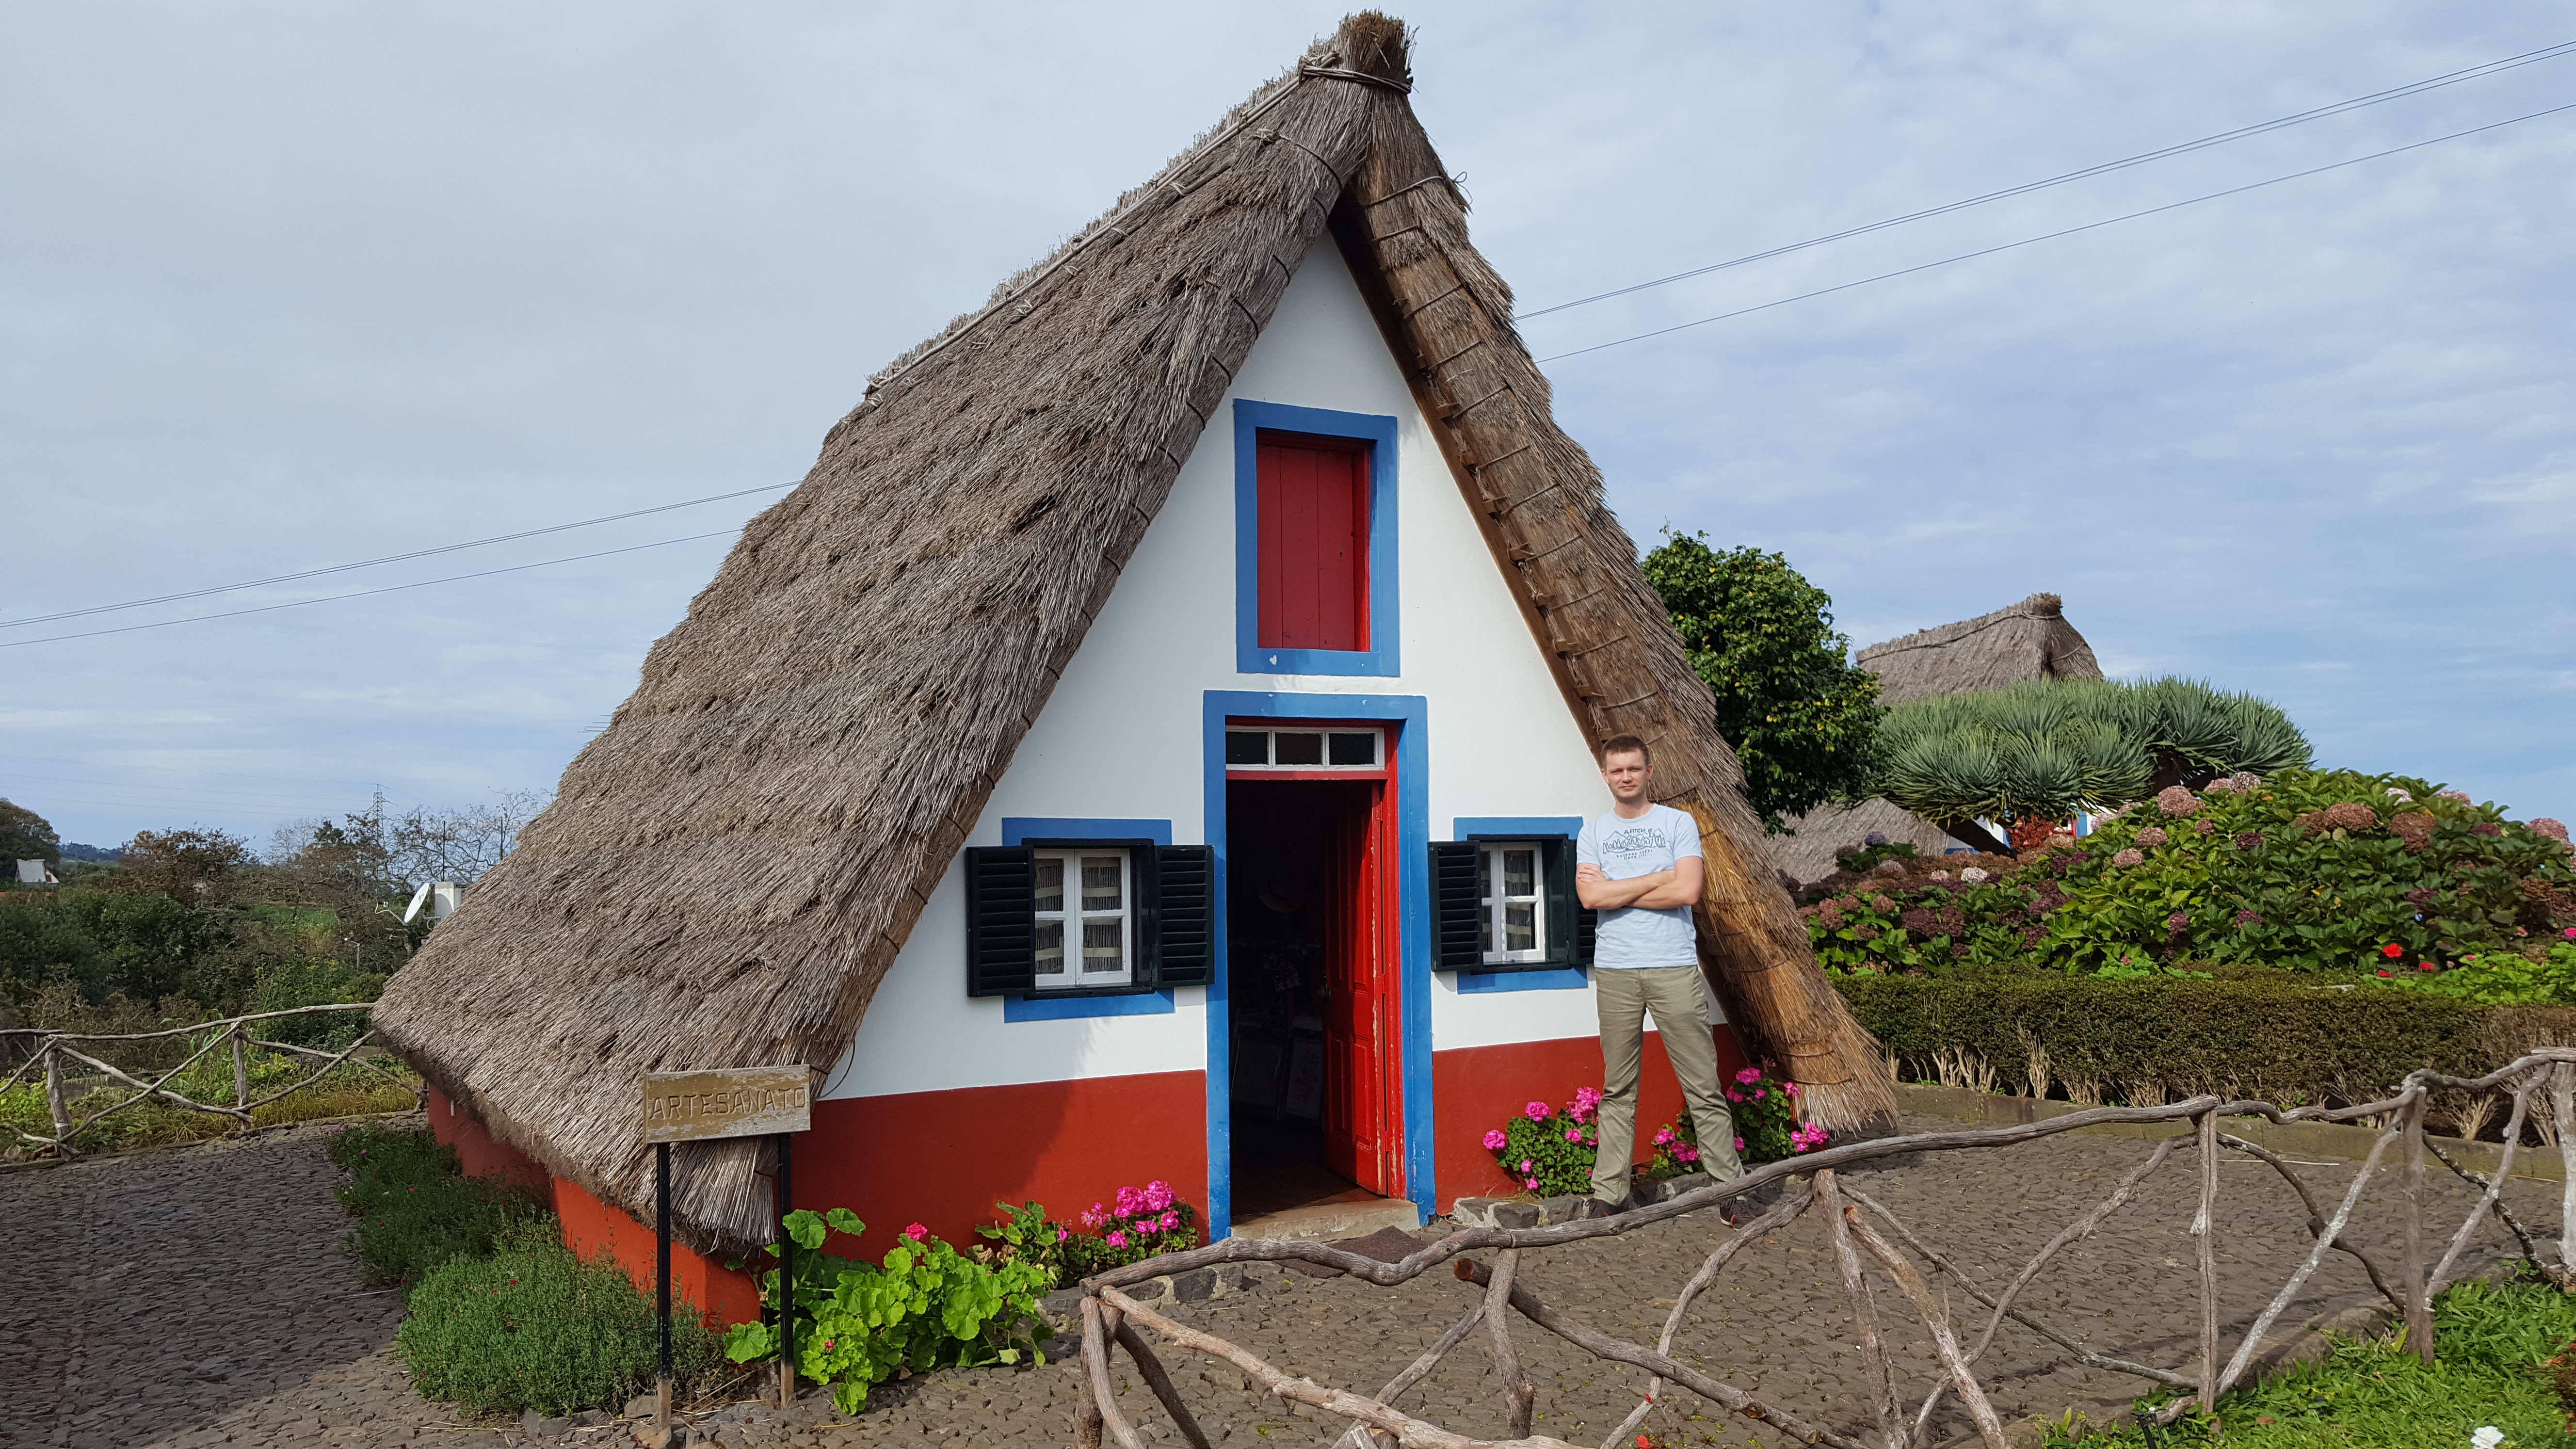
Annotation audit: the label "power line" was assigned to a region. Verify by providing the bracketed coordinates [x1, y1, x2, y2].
[1537, 99, 2576, 365]
[0, 481, 792, 630]
[0, 530, 741, 649]
[1516, 37, 2576, 322]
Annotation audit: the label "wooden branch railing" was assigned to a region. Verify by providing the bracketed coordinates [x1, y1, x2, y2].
[1073, 1050, 2576, 1449]
[1, 1004, 415, 1157]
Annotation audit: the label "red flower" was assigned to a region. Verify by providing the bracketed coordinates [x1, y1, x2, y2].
[2419, 962, 2436, 972]
[2377, 969, 2393, 978]
[2380, 943, 2405, 958]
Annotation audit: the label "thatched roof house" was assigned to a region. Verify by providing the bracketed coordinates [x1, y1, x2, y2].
[1770, 594, 2104, 883]
[375, 13, 1892, 1256]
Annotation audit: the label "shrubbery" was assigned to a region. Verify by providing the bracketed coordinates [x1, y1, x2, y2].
[328, 1124, 548, 1289]
[1801, 769, 2575, 985]
[725, 1208, 1051, 1413]
[327, 1123, 717, 1417]
[399, 1221, 722, 1417]
[1837, 973, 2576, 1109]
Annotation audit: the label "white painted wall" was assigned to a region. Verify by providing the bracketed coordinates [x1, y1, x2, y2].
[825, 244, 1622, 1102]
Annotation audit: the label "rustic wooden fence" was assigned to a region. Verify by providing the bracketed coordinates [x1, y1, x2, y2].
[1, 1003, 417, 1157]
[1073, 1049, 2576, 1449]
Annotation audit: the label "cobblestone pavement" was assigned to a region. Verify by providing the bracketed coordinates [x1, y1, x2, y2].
[2, 1114, 2556, 1449]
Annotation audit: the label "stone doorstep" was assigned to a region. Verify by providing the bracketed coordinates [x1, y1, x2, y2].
[1229, 1195, 1422, 1244]
[1895, 1081, 2562, 1184]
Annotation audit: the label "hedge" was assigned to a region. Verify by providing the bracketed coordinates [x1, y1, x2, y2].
[1835, 974, 2576, 1108]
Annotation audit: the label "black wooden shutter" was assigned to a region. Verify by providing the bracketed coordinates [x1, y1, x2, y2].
[1428, 841, 1482, 969]
[963, 846, 1037, 997]
[1544, 837, 1579, 967]
[1154, 845, 1215, 987]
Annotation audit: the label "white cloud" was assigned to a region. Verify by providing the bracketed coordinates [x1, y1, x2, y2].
[2, 0, 2569, 844]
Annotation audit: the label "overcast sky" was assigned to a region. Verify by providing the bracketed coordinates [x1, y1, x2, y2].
[3, 1, 2569, 853]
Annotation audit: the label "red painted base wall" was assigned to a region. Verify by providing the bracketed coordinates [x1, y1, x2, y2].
[423, 1086, 760, 1330]
[794, 1071, 1208, 1261]
[1431, 1025, 1751, 1210]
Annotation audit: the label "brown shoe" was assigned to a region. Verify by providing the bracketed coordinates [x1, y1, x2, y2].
[1578, 1197, 1626, 1221]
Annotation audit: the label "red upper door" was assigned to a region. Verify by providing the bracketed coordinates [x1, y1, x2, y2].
[1256, 432, 1369, 652]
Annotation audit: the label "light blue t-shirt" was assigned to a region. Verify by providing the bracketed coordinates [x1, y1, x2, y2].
[1577, 803, 1703, 969]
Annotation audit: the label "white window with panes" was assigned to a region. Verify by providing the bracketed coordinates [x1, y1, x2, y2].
[1032, 850, 1132, 991]
[1477, 841, 1547, 966]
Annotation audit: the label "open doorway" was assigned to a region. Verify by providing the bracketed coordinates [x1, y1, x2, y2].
[1224, 774, 1401, 1223]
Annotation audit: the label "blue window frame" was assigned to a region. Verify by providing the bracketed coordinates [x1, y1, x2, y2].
[1233, 399, 1400, 677]
[997, 818, 1180, 1022]
[1451, 816, 1589, 993]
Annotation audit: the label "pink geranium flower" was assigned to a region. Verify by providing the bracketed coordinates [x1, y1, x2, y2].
[1736, 1067, 1763, 1085]
[1525, 1100, 1550, 1120]
[1105, 1230, 1127, 1248]
[1519, 1159, 1534, 1174]
[1481, 1128, 1508, 1151]
[1159, 1209, 1179, 1231]
[903, 1223, 927, 1240]
[1564, 1128, 1581, 1143]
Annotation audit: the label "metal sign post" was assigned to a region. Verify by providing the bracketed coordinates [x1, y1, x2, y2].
[655, 1142, 673, 1435]
[641, 1066, 817, 1431]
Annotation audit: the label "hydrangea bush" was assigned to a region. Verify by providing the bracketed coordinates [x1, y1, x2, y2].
[1798, 769, 2575, 985]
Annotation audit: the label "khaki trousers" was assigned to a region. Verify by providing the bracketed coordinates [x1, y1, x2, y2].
[1591, 965, 1743, 1203]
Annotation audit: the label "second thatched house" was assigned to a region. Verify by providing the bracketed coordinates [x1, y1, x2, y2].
[1769, 593, 2104, 883]
[372, 14, 1893, 1295]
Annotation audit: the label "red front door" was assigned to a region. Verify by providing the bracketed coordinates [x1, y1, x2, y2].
[1321, 780, 1400, 1194]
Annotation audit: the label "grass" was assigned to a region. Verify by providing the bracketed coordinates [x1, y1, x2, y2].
[2051, 1277, 2576, 1449]
[396, 1220, 724, 1417]
[2, 1056, 421, 1155]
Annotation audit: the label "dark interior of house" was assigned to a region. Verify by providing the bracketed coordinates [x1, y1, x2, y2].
[1223, 779, 1379, 1222]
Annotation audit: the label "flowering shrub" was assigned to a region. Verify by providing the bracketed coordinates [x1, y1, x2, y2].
[1719, 1063, 1828, 1162]
[2383, 942, 2576, 1006]
[1479, 1086, 1699, 1197]
[1059, 1181, 1198, 1278]
[1800, 768, 2576, 982]
[1484, 1087, 1604, 1197]
[971, 1199, 1073, 1287]
[724, 1208, 1050, 1412]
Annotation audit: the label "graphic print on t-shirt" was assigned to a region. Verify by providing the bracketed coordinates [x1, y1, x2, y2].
[1576, 803, 1703, 971]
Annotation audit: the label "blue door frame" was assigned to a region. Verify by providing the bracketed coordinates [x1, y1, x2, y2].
[1201, 691, 1433, 1237]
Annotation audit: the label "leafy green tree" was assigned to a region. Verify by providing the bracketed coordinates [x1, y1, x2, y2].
[1640, 533, 1883, 833]
[0, 799, 60, 868]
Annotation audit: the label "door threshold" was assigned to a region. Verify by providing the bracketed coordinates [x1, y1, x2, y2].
[1228, 1196, 1419, 1243]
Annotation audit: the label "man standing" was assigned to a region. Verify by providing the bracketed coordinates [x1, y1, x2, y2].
[1575, 734, 1743, 1213]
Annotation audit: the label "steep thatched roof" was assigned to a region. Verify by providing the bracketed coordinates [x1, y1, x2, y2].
[373, 13, 1893, 1253]
[1855, 592, 2102, 704]
[1770, 594, 2103, 883]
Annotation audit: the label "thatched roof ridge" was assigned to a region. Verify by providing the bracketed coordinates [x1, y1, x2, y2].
[1768, 593, 2105, 882]
[373, 13, 1891, 1254]
[1855, 592, 2102, 704]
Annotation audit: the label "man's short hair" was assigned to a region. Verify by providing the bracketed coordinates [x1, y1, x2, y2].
[1598, 734, 1651, 766]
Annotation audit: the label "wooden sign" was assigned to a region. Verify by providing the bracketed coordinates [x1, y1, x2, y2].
[641, 1066, 814, 1143]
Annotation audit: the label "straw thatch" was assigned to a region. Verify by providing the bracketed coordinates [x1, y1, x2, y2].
[1856, 592, 2101, 704]
[372, 12, 1894, 1255]
[1770, 594, 2104, 882]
